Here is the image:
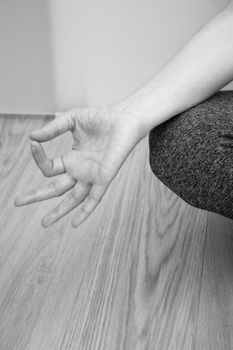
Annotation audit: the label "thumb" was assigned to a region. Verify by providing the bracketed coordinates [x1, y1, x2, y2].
[30, 110, 74, 142]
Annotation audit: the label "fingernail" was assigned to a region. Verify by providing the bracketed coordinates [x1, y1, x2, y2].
[71, 222, 77, 228]
[29, 133, 36, 140]
[41, 217, 52, 228]
[71, 217, 82, 228]
[30, 130, 40, 140]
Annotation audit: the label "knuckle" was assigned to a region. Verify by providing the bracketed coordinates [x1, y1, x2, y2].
[88, 192, 98, 201]
[48, 182, 56, 192]
[81, 204, 89, 216]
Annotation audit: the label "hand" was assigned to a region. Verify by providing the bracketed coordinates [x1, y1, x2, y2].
[14, 105, 147, 228]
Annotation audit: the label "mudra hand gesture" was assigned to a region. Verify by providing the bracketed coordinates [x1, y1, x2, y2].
[14, 105, 146, 228]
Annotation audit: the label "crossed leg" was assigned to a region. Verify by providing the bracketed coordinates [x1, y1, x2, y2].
[148, 90, 233, 220]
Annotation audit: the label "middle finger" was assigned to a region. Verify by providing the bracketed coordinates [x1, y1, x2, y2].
[41, 183, 91, 227]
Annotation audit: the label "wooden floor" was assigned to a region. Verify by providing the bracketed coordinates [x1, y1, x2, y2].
[1, 115, 233, 350]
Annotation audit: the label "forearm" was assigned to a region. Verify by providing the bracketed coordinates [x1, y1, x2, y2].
[114, 1, 233, 134]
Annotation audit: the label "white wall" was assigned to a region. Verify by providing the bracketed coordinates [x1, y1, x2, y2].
[49, 0, 233, 112]
[0, 0, 232, 113]
[0, 0, 55, 113]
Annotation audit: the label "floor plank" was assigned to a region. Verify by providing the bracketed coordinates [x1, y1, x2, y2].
[0, 115, 218, 349]
[195, 213, 233, 350]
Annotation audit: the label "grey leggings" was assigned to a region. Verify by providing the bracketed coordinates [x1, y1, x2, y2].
[148, 90, 233, 220]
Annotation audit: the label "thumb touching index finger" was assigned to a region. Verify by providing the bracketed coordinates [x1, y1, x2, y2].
[30, 110, 74, 142]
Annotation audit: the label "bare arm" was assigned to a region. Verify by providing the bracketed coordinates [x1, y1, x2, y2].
[14, 2, 233, 228]
[113, 1, 233, 133]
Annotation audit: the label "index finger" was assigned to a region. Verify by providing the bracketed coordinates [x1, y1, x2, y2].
[30, 140, 66, 177]
[14, 173, 76, 206]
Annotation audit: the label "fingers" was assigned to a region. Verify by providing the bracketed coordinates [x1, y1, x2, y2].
[41, 183, 91, 228]
[30, 140, 65, 177]
[30, 110, 74, 142]
[14, 174, 76, 206]
[71, 184, 107, 228]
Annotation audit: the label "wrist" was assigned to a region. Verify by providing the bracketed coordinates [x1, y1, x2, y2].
[110, 93, 162, 136]
[109, 98, 150, 141]
[110, 74, 176, 134]
[110, 93, 157, 136]
[111, 79, 195, 135]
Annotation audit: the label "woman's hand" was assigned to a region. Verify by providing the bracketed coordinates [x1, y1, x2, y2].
[14, 105, 147, 228]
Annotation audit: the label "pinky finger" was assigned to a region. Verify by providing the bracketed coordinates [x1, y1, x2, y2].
[71, 184, 107, 228]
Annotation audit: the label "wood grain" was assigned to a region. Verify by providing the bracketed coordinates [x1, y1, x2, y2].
[0, 115, 231, 349]
[195, 214, 233, 350]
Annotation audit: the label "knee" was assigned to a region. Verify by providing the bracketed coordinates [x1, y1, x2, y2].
[148, 96, 233, 220]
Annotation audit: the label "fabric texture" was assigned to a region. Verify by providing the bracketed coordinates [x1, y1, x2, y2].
[148, 90, 233, 220]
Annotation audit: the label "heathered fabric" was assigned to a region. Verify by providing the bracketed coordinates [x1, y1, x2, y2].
[148, 90, 233, 220]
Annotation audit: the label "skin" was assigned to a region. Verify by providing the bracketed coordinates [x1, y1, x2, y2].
[14, 107, 147, 228]
[15, 1, 233, 228]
